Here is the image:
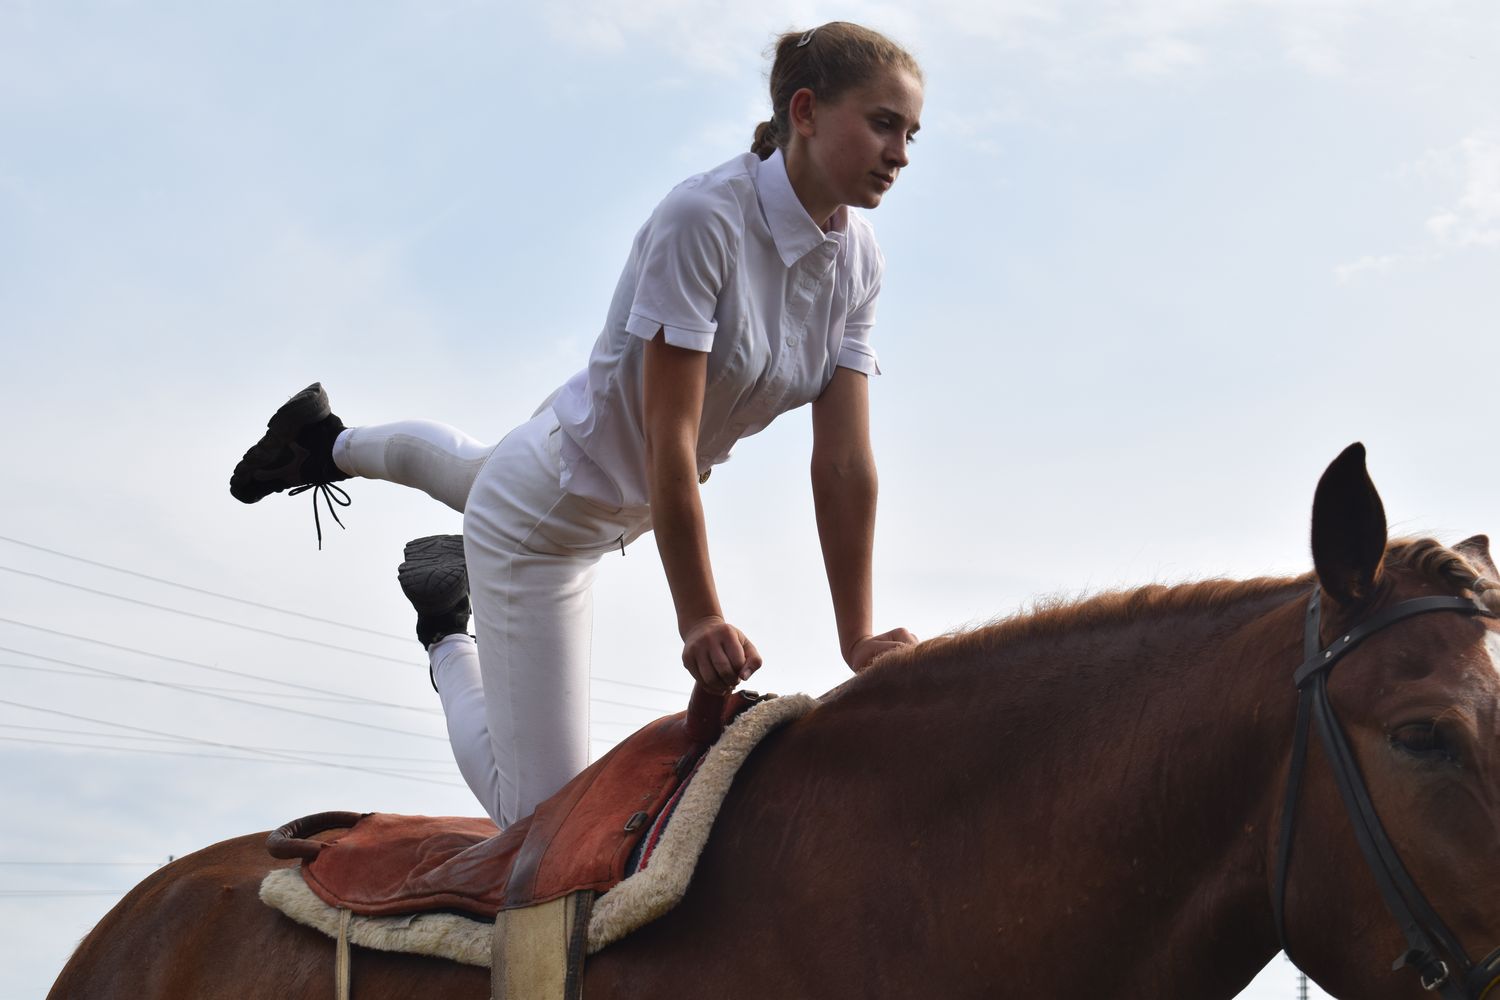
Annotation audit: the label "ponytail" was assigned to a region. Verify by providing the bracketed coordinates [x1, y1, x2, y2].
[750, 119, 782, 160]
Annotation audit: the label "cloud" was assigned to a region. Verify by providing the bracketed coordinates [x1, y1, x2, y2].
[1334, 253, 1409, 284]
[1336, 129, 1500, 281]
[1421, 133, 1500, 248]
[1123, 35, 1205, 77]
[1279, 17, 1349, 77]
[529, 0, 1390, 89]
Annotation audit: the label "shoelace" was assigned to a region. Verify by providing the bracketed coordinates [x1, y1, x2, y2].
[289, 482, 352, 549]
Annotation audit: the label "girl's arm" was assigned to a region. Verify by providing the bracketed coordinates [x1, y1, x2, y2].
[643, 331, 762, 691]
[810, 367, 917, 672]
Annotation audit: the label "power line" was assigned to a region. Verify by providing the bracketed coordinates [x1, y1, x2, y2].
[0, 623, 684, 718]
[0, 657, 431, 712]
[0, 566, 418, 665]
[0, 657, 675, 724]
[591, 696, 679, 714]
[0, 720, 456, 785]
[0, 890, 130, 897]
[0, 698, 452, 772]
[0, 660, 408, 706]
[0, 698, 447, 767]
[591, 717, 652, 729]
[0, 534, 692, 703]
[0, 533, 410, 642]
[0, 647, 440, 715]
[0, 861, 162, 867]
[0, 723, 452, 765]
[0, 648, 447, 737]
[593, 675, 688, 698]
[0, 675, 445, 743]
[0, 736, 458, 780]
[0, 600, 693, 705]
[0, 623, 436, 713]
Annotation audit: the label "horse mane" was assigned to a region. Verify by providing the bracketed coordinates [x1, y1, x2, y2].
[875, 537, 1498, 673]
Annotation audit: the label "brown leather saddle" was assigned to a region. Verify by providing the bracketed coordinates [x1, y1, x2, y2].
[267, 687, 756, 917]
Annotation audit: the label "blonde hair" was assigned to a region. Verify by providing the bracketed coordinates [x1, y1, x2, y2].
[751, 22, 922, 161]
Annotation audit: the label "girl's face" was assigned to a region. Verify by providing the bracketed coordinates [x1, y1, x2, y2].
[794, 66, 924, 216]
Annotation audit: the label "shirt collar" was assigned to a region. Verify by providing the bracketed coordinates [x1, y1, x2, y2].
[756, 149, 845, 268]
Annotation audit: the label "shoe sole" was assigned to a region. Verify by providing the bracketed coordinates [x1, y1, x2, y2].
[266, 383, 331, 441]
[398, 534, 469, 615]
[229, 383, 332, 504]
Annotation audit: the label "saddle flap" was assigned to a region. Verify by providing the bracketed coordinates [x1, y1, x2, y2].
[505, 713, 696, 907]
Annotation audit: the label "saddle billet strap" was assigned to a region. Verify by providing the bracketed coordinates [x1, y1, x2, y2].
[1276, 589, 1494, 999]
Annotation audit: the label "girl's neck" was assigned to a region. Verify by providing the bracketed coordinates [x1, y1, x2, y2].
[780, 144, 838, 230]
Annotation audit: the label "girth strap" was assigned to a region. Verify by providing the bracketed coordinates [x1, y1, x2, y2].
[492, 891, 594, 1000]
[335, 907, 352, 1000]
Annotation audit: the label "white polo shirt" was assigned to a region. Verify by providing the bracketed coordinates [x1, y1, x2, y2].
[550, 148, 885, 509]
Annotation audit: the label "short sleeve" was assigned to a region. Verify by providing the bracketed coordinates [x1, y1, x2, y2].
[623, 184, 740, 353]
[836, 241, 884, 376]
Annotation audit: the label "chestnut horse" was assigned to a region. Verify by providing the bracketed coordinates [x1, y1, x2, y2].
[49, 444, 1500, 999]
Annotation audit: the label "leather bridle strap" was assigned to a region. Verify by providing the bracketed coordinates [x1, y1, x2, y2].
[1271, 597, 1320, 963]
[1273, 590, 1496, 998]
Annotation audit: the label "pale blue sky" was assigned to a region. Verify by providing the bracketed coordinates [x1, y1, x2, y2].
[3, 2, 1498, 996]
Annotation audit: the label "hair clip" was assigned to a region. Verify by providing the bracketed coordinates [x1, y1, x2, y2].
[797, 28, 817, 47]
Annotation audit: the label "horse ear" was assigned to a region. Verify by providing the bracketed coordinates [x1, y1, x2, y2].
[1455, 535, 1499, 580]
[1311, 442, 1388, 605]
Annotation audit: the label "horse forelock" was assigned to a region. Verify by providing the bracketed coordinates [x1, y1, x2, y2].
[875, 537, 1496, 675]
[1385, 537, 1500, 612]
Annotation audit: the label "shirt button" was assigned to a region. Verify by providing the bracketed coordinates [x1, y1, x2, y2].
[787, 336, 799, 346]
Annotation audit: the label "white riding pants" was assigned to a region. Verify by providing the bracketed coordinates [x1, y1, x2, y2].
[332, 412, 651, 828]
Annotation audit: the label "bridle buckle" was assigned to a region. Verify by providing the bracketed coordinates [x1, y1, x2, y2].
[1425, 962, 1453, 992]
[1395, 947, 1452, 991]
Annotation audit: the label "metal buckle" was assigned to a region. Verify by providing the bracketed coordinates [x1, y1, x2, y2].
[1421, 960, 1451, 991]
[1395, 942, 1452, 990]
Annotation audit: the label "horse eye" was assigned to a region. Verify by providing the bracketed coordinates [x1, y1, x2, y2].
[1389, 723, 1457, 763]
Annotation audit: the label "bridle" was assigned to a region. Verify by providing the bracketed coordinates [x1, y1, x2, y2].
[1273, 588, 1500, 997]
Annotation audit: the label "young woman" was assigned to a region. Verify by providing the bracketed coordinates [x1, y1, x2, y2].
[229, 21, 923, 829]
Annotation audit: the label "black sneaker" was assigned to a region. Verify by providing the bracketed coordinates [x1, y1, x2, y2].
[230, 383, 352, 547]
[399, 534, 471, 651]
[229, 382, 349, 503]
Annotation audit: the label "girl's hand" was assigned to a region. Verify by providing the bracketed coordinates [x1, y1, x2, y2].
[847, 627, 918, 673]
[681, 615, 762, 692]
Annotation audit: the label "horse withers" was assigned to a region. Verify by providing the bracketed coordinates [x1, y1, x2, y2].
[48, 444, 1500, 999]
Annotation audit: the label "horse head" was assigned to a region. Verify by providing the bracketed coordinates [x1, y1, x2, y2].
[1281, 442, 1500, 999]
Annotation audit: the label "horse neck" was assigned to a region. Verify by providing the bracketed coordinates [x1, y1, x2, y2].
[806, 579, 1310, 995]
